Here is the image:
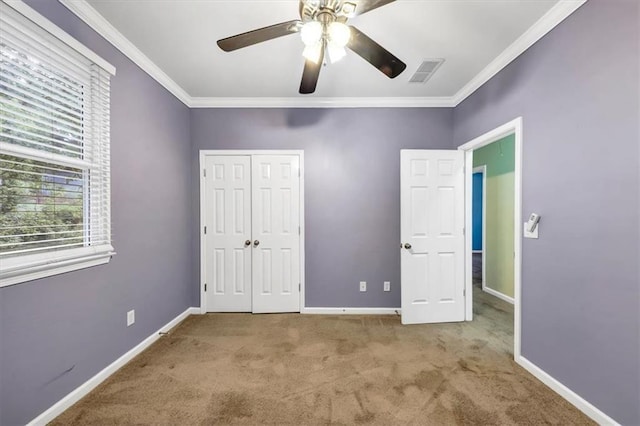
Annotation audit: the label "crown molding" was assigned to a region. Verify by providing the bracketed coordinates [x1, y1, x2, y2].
[451, 0, 588, 106]
[58, 0, 191, 106]
[58, 0, 587, 109]
[188, 96, 455, 108]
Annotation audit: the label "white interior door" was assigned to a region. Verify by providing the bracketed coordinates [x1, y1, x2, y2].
[204, 156, 252, 312]
[401, 150, 465, 324]
[251, 155, 301, 313]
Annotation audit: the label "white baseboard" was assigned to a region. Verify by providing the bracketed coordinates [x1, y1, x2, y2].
[516, 356, 619, 425]
[482, 285, 515, 304]
[301, 307, 401, 315]
[28, 306, 200, 426]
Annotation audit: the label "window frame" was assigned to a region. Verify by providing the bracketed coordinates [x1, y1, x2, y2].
[0, 0, 116, 288]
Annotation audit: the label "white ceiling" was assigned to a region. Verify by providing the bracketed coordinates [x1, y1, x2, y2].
[76, 0, 582, 105]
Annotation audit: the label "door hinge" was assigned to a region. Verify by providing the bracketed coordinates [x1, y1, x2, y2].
[203, 169, 206, 177]
[298, 226, 301, 235]
[463, 288, 466, 297]
[204, 283, 207, 292]
[204, 226, 207, 234]
[299, 283, 301, 292]
[462, 227, 465, 236]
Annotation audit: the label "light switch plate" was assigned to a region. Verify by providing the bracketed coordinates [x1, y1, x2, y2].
[359, 281, 366, 292]
[524, 222, 538, 239]
[384, 281, 391, 292]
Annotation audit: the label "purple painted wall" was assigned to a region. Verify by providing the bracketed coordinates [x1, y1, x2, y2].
[453, 1, 639, 424]
[0, 1, 193, 424]
[190, 108, 453, 308]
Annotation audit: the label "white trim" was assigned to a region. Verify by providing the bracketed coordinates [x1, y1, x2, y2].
[189, 97, 455, 108]
[464, 151, 474, 321]
[301, 307, 400, 315]
[56, 0, 585, 108]
[0, 251, 113, 288]
[459, 117, 523, 360]
[516, 356, 620, 425]
[451, 0, 587, 105]
[199, 153, 207, 315]
[3, 0, 115, 75]
[482, 286, 514, 305]
[57, 0, 190, 105]
[199, 150, 305, 157]
[27, 307, 201, 426]
[199, 150, 305, 314]
[299, 153, 306, 312]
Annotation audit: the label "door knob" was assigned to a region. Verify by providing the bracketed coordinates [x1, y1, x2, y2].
[253, 240, 260, 247]
[404, 243, 412, 250]
[244, 240, 251, 247]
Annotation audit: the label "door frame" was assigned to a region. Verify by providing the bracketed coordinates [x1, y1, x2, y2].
[471, 165, 487, 290]
[458, 117, 522, 360]
[198, 150, 305, 314]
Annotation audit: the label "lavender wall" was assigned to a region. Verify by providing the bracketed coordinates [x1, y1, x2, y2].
[0, 1, 193, 424]
[453, 1, 639, 424]
[190, 108, 453, 308]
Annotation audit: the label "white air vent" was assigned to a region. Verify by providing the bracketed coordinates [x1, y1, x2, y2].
[409, 59, 445, 84]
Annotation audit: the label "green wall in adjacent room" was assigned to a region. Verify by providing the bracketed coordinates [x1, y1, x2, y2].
[473, 134, 515, 299]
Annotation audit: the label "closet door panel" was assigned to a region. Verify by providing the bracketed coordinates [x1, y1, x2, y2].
[251, 155, 301, 313]
[204, 156, 252, 312]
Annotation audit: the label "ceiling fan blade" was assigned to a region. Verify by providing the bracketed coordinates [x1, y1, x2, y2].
[299, 47, 325, 94]
[353, 0, 396, 16]
[347, 26, 406, 78]
[217, 20, 302, 52]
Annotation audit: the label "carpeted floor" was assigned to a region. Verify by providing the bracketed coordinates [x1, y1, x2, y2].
[52, 288, 593, 425]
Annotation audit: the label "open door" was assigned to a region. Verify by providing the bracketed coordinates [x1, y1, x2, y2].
[401, 150, 465, 325]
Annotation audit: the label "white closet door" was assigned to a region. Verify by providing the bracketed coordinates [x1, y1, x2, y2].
[204, 156, 252, 312]
[251, 155, 301, 313]
[401, 150, 465, 324]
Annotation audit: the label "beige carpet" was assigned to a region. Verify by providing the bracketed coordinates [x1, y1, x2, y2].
[52, 291, 593, 425]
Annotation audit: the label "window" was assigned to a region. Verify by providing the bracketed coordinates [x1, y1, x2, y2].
[0, 2, 115, 287]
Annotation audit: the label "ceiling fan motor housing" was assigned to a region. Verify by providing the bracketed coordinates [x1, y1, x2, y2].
[300, 0, 352, 23]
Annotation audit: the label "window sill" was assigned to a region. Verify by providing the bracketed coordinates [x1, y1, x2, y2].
[0, 245, 115, 288]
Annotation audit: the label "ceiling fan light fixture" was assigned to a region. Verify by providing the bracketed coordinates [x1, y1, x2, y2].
[302, 42, 323, 64]
[341, 2, 357, 17]
[301, 21, 323, 46]
[328, 22, 351, 47]
[327, 43, 347, 63]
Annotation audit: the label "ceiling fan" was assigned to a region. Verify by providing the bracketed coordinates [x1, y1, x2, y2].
[217, 0, 407, 94]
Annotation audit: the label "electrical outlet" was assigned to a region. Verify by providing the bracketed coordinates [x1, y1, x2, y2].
[384, 281, 391, 292]
[127, 310, 135, 327]
[359, 281, 366, 292]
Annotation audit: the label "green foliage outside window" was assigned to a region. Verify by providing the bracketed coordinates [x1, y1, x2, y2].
[0, 155, 84, 255]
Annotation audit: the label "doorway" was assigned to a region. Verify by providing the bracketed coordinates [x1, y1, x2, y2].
[459, 117, 523, 360]
[472, 166, 486, 291]
[199, 150, 305, 314]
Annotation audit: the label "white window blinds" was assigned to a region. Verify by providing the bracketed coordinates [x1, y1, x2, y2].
[0, 2, 114, 283]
